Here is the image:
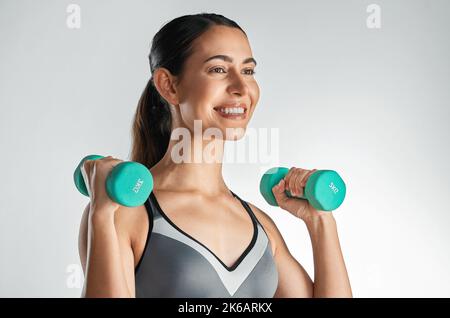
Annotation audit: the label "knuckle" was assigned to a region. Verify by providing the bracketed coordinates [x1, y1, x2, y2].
[82, 160, 90, 171]
[91, 160, 101, 171]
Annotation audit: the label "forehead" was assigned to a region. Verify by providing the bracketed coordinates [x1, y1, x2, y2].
[190, 25, 252, 62]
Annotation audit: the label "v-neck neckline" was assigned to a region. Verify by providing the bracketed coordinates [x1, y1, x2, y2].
[150, 190, 258, 272]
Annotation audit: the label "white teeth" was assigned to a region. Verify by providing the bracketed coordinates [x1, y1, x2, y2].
[216, 107, 245, 114]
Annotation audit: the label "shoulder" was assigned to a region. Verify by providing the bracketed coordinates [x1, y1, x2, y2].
[245, 201, 314, 298]
[245, 201, 285, 257]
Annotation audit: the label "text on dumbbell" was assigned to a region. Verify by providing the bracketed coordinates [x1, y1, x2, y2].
[133, 179, 144, 193]
[329, 182, 339, 194]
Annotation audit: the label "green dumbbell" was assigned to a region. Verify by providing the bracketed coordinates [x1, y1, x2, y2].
[259, 167, 346, 211]
[73, 154, 154, 207]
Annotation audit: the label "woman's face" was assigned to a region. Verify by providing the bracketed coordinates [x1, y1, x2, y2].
[174, 25, 260, 140]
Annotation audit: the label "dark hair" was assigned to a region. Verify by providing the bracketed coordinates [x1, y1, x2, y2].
[131, 13, 246, 168]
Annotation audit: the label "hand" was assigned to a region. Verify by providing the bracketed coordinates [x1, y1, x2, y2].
[271, 167, 330, 222]
[80, 156, 123, 217]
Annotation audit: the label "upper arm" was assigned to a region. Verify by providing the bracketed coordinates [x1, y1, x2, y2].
[247, 202, 314, 298]
[78, 203, 137, 298]
[113, 206, 137, 298]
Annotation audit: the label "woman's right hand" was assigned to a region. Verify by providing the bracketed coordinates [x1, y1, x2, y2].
[80, 156, 123, 220]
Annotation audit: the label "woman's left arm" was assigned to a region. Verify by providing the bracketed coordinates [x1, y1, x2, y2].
[303, 212, 353, 297]
[250, 167, 352, 298]
[273, 167, 352, 297]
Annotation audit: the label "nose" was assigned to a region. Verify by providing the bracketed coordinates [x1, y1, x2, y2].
[227, 70, 249, 97]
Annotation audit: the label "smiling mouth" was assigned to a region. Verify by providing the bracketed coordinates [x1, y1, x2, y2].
[213, 106, 248, 120]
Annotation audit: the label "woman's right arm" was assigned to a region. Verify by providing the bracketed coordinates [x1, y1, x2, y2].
[79, 206, 135, 297]
[78, 157, 136, 298]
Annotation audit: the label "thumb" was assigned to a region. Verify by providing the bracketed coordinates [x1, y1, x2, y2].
[272, 178, 289, 205]
[271, 178, 308, 218]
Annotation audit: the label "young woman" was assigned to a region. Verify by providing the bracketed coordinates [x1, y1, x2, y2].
[78, 13, 352, 298]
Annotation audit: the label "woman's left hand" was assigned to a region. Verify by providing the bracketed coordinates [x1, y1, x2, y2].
[271, 167, 330, 222]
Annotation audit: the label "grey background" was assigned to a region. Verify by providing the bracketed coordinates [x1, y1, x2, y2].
[1, 0, 449, 297]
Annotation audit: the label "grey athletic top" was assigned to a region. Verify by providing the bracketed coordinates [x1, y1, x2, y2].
[134, 190, 279, 298]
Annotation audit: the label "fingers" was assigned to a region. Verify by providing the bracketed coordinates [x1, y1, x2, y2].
[271, 178, 288, 208]
[81, 159, 93, 179]
[272, 178, 286, 196]
[283, 168, 294, 194]
[292, 170, 304, 197]
[291, 168, 306, 197]
[303, 169, 317, 186]
[284, 167, 301, 196]
[80, 160, 93, 197]
[284, 167, 318, 197]
[80, 156, 117, 194]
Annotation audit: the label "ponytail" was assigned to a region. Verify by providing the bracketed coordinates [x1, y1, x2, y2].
[130, 77, 172, 168]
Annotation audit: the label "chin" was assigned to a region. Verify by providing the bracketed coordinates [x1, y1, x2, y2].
[223, 126, 247, 141]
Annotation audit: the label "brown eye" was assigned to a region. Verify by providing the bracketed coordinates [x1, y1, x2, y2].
[211, 67, 226, 73]
[210, 67, 256, 76]
[244, 69, 256, 75]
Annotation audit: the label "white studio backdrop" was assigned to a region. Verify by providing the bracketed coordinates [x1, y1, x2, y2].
[0, 0, 449, 297]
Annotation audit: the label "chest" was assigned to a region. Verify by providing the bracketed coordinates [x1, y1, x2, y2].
[159, 198, 256, 268]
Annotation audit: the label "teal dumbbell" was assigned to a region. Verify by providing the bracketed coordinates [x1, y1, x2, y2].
[259, 167, 346, 211]
[73, 154, 154, 207]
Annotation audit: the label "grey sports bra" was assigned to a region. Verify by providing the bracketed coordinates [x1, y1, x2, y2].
[134, 190, 279, 298]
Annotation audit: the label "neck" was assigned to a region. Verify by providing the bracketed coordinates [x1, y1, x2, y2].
[150, 130, 229, 197]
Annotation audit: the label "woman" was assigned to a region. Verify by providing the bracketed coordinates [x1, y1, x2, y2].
[78, 13, 352, 298]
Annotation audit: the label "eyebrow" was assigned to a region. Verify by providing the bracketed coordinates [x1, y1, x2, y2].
[203, 55, 257, 66]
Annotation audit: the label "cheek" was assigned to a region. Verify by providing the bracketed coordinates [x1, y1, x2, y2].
[179, 81, 210, 116]
[178, 94, 217, 130]
[250, 82, 260, 106]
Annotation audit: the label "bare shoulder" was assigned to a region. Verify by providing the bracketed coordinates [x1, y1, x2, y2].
[245, 201, 285, 257]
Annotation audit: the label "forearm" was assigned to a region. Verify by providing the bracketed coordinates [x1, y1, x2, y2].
[305, 213, 352, 298]
[82, 212, 131, 298]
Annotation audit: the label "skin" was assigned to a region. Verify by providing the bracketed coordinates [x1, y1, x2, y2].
[78, 25, 352, 298]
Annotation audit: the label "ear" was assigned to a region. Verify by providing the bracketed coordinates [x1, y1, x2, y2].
[152, 68, 180, 106]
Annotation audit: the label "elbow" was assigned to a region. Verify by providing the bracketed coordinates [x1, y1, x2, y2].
[312, 283, 353, 298]
[81, 284, 132, 298]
